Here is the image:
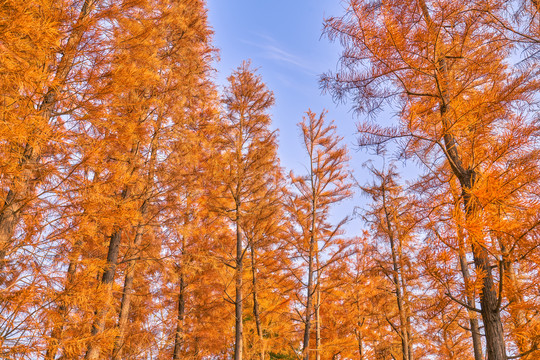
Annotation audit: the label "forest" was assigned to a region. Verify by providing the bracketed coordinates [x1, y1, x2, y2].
[0, 0, 539, 359]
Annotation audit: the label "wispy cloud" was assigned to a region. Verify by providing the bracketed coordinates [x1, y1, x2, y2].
[240, 33, 318, 76]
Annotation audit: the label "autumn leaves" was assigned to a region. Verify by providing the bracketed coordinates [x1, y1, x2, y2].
[322, 0, 540, 359]
[2, 0, 540, 359]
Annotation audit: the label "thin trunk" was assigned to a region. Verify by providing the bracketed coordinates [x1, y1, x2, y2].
[84, 228, 122, 360]
[111, 117, 157, 359]
[303, 141, 317, 360]
[456, 217, 483, 360]
[452, 180, 484, 360]
[234, 214, 243, 360]
[501, 244, 531, 356]
[315, 285, 321, 360]
[111, 212, 146, 360]
[355, 299, 364, 360]
[382, 188, 409, 360]
[398, 227, 412, 360]
[172, 262, 186, 360]
[85, 186, 129, 360]
[250, 245, 264, 360]
[303, 236, 314, 360]
[0, 0, 99, 270]
[315, 248, 321, 360]
[469, 233, 506, 360]
[355, 321, 364, 360]
[459, 250, 484, 360]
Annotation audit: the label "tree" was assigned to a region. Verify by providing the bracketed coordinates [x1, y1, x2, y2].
[323, 1, 540, 358]
[217, 61, 279, 360]
[288, 110, 352, 360]
[361, 165, 418, 360]
[0, 0, 101, 270]
[0, 0, 105, 355]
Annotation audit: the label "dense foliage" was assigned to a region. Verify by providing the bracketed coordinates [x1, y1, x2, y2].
[0, 0, 539, 359]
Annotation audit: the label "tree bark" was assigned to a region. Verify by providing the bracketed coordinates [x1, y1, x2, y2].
[303, 236, 314, 360]
[456, 223, 484, 360]
[303, 151, 319, 360]
[315, 249, 321, 360]
[458, 250, 484, 360]
[111, 113, 159, 359]
[501, 244, 533, 357]
[315, 285, 321, 360]
[354, 317, 364, 360]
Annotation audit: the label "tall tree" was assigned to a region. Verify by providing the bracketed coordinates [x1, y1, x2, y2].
[288, 110, 352, 360]
[0, 0, 111, 356]
[80, 0, 168, 356]
[0, 0, 103, 275]
[323, 1, 540, 358]
[217, 61, 278, 360]
[361, 166, 417, 360]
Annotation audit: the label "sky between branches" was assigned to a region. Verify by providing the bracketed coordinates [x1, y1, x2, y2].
[207, 0, 423, 235]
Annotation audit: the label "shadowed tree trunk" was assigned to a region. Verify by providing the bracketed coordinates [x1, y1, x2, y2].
[302, 215, 315, 360]
[500, 243, 535, 357]
[381, 184, 410, 360]
[172, 257, 186, 360]
[112, 112, 159, 360]
[250, 244, 264, 360]
[456, 218, 483, 360]
[234, 213, 244, 360]
[84, 226, 123, 360]
[315, 252, 321, 360]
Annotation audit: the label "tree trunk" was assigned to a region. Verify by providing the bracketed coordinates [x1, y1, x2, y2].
[111, 114, 158, 359]
[250, 244, 264, 360]
[85, 226, 123, 360]
[315, 285, 321, 360]
[451, 180, 484, 360]
[303, 234, 314, 360]
[303, 160, 318, 360]
[234, 213, 243, 360]
[172, 266, 186, 360]
[382, 188, 410, 360]
[461, 172, 506, 360]
[458, 251, 484, 360]
[111, 215, 146, 360]
[355, 321, 364, 360]
[398, 230, 413, 360]
[315, 248, 321, 360]
[501, 244, 532, 357]
[457, 229, 484, 360]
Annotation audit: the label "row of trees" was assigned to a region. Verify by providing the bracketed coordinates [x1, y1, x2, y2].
[1, 0, 355, 358]
[1, 0, 540, 359]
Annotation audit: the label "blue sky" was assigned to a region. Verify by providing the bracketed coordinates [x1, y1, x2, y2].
[206, 1, 382, 234]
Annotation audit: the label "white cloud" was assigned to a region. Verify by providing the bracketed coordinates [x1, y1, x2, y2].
[241, 33, 318, 75]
